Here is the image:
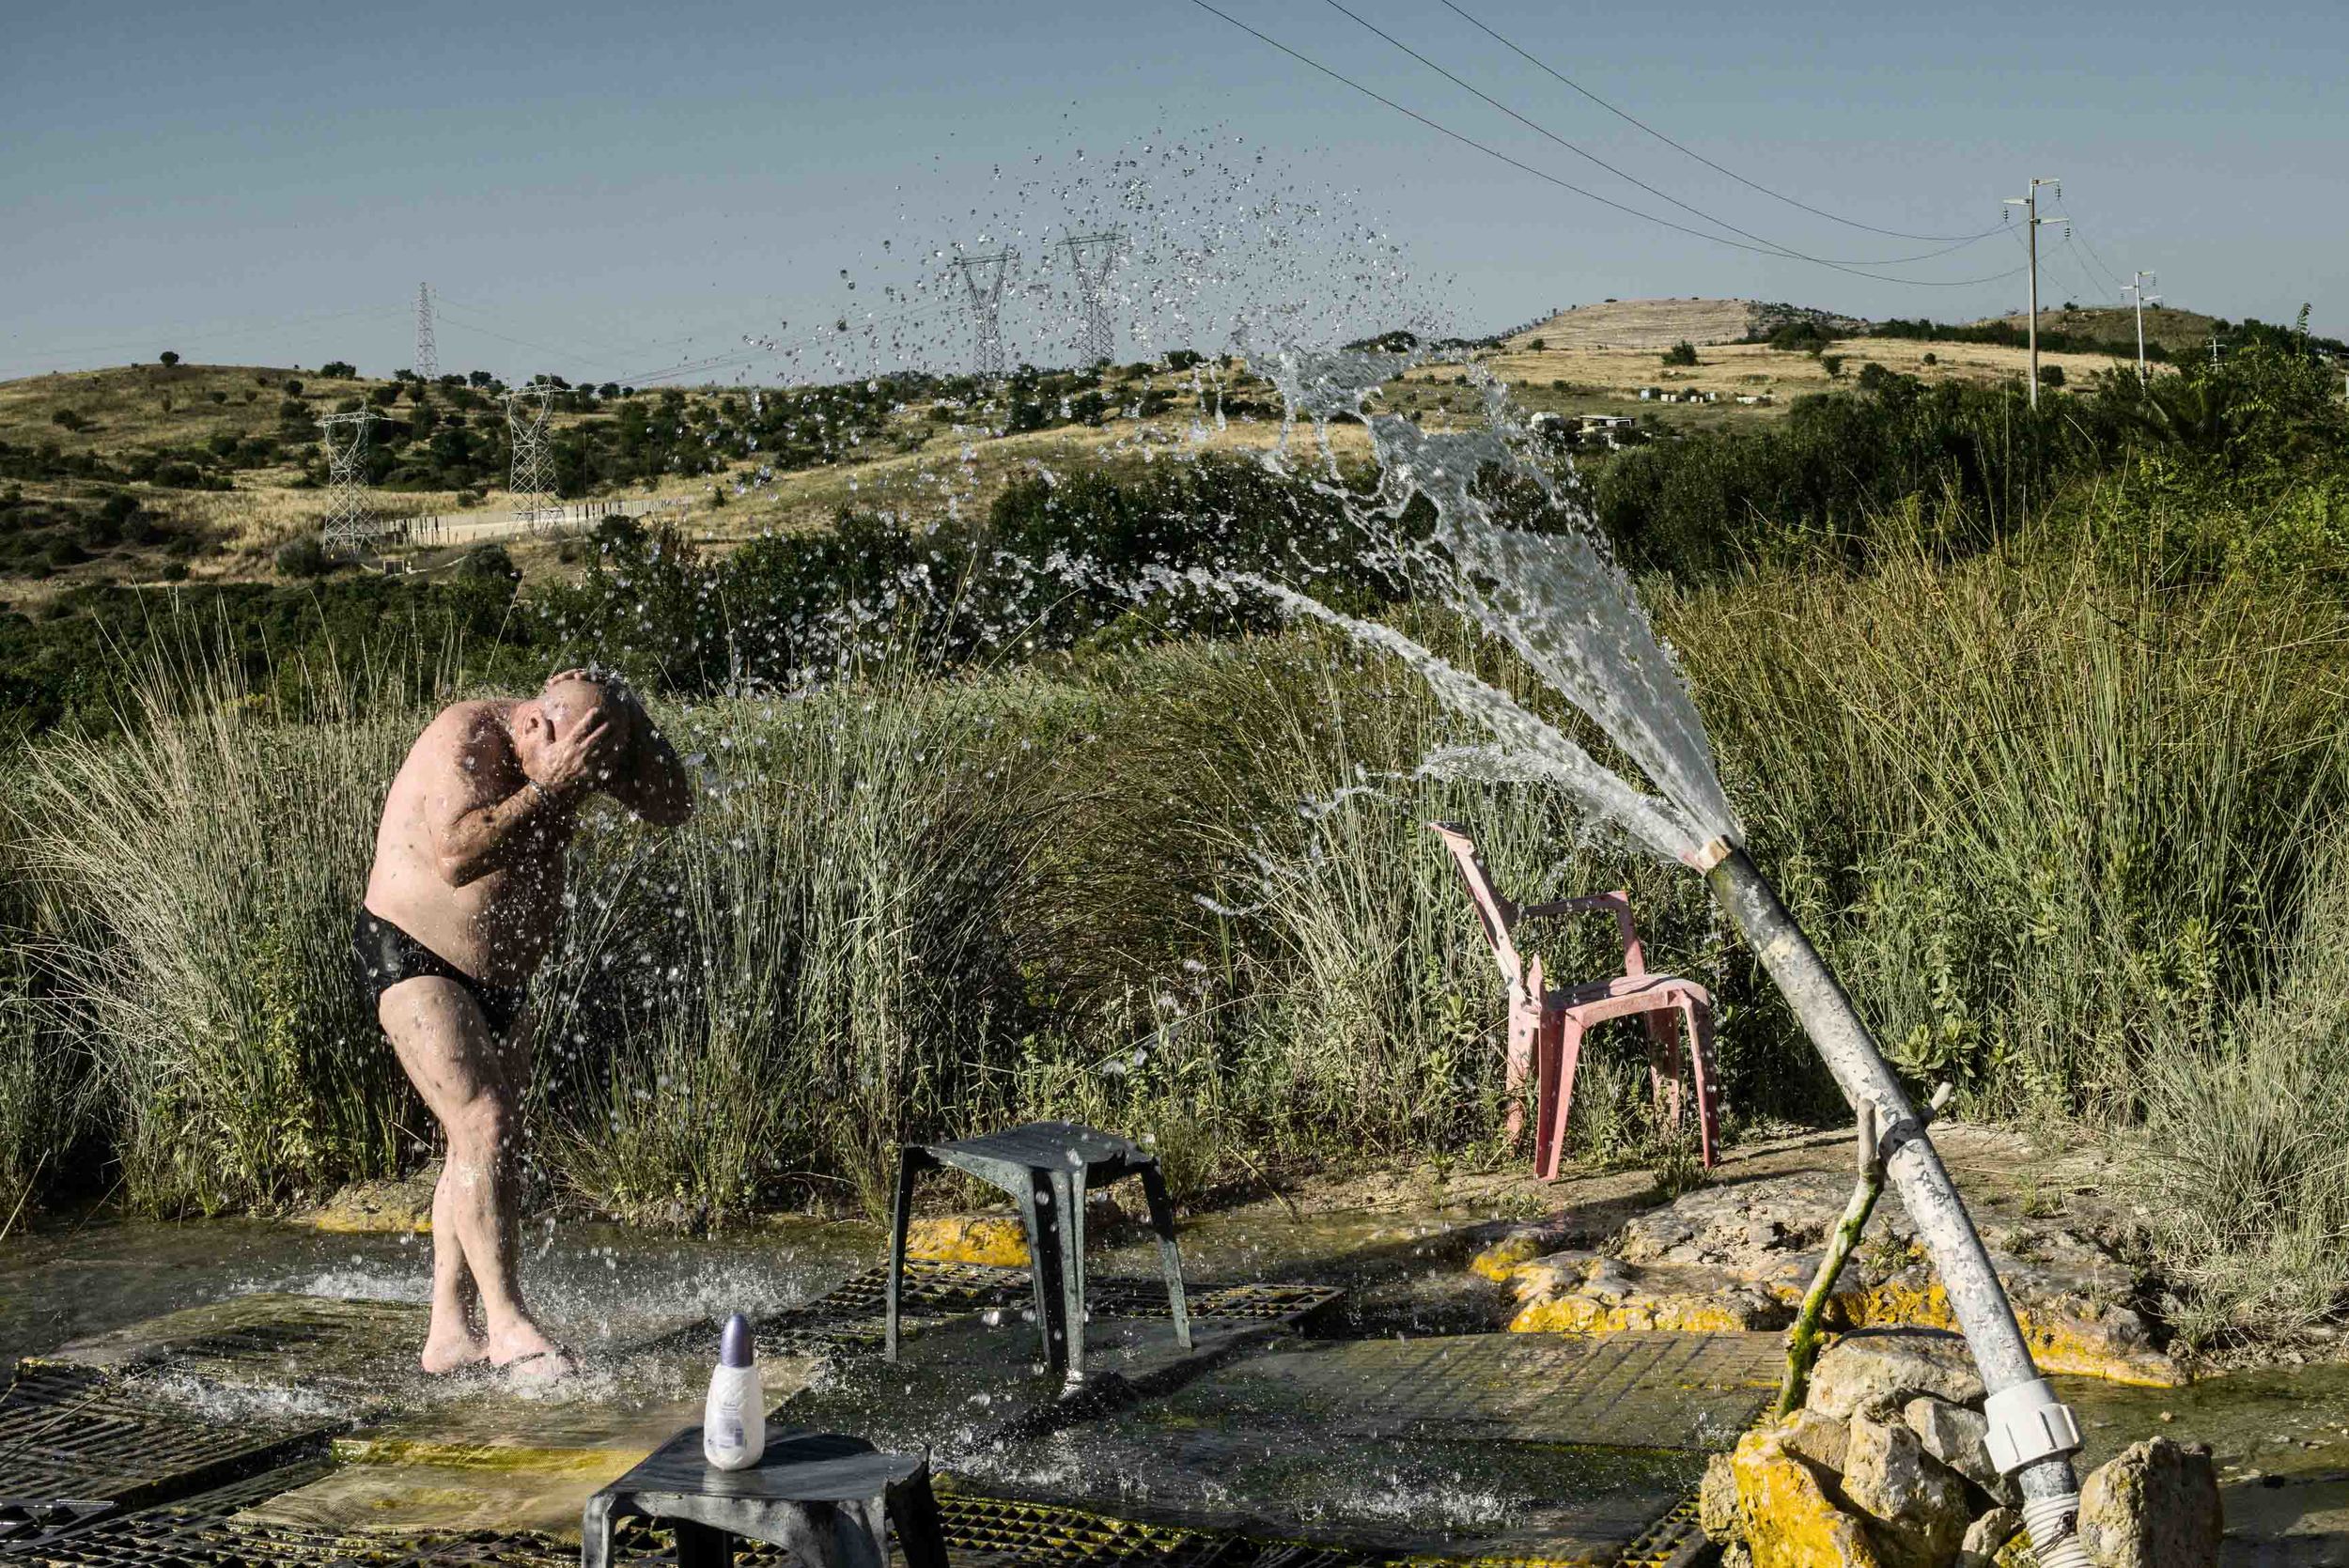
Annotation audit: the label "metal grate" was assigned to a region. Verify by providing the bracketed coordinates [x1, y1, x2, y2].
[742, 1268, 1340, 1359]
[1236, 1334, 1781, 1452]
[0, 1366, 335, 1512]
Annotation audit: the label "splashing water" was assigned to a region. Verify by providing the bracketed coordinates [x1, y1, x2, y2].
[1169, 344, 1743, 867]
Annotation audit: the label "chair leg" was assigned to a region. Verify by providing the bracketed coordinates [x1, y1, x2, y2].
[888, 1465, 954, 1568]
[1022, 1168, 1072, 1376]
[1055, 1166, 1088, 1382]
[1502, 993, 1539, 1147]
[674, 1519, 734, 1568]
[1642, 1008, 1683, 1128]
[581, 1493, 618, 1568]
[1138, 1160, 1191, 1349]
[1685, 1000, 1721, 1169]
[884, 1147, 923, 1363]
[1535, 1014, 1585, 1181]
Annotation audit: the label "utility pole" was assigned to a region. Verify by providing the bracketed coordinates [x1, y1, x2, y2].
[2210, 334, 2222, 368]
[954, 250, 1018, 380]
[415, 283, 438, 383]
[2120, 272, 2159, 384]
[1061, 230, 1124, 366]
[317, 411, 379, 558]
[504, 385, 555, 531]
[2003, 178, 2066, 409]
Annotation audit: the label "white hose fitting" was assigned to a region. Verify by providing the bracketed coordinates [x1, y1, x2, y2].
[1983, 1377, 2083, 1474]
[2020, 1490, 2092, 1568]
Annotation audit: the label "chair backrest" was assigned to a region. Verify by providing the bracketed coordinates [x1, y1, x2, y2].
[1425, 822, 1522, 988]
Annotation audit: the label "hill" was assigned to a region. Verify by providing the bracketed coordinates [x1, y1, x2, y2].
[1967, 304, 2220, 360]
[1503, 298, 1868, 352]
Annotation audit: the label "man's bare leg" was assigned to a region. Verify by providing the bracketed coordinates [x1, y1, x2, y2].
[423, 1159, 488, 1373]
[380, 977, 567, 1374]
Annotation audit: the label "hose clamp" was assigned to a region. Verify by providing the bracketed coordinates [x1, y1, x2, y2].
[1983, 1377, 2083, 1475]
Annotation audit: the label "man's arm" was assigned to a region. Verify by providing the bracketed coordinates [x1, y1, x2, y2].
[426, 708, 606, 886]
[599, 688, 693, 827]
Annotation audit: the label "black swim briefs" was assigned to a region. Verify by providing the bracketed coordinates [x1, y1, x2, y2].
[351, 908, 531, 1039]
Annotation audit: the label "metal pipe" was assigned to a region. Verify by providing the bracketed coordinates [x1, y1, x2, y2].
[1703, 846, 2090, 1568]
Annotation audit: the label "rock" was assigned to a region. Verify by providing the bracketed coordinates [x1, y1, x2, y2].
[1780, 1408, 1851, 1474]
[1469, 1230, 1551, 1282]
[2077, 1437, 2222, 1568]
[905, 1213, 1028, 1266]
[1731, 1424, 1885, 1568]
[1807, 1329, 1984, 1420]
[1843, 1415, 1974, 1568]
[1500, 1250, 1790, 1335]
[1701, 1452, 1742, 1545]
[1904, 1395, 2001, 1494]
[302, 1164, 437, 1234]
[1722, 1545, 1755, 1568]
[1610, 1165, 2186, 1387]
[1958, 1507, 2023, 1568]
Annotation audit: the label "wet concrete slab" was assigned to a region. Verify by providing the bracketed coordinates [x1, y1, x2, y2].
[927, 1333, 1770, 1561]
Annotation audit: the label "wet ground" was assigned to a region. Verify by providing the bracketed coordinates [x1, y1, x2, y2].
[3, 1145, 2344, 1566]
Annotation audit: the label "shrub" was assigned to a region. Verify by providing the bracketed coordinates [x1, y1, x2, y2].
[1662, 341, 1699, 367]
[159, 351, 179, 367]
[274, 535, 330, 578]
[2130, 830, 2349, 1344]
[51, 409, 86, 432]
[2040, 363, 2066, 389]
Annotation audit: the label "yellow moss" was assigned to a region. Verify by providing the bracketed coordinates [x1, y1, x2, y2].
[907, 1213, 1030, 1267]
[1731, 1426, 1885, 1568]
[1840, 1277, 2185, 1387]
[1469, 1233, 1547, 1282]
[332, 1436, 643, 1480]
[1507, 1295, 1754, 1335]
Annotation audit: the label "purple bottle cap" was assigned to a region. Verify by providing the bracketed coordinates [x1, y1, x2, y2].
[719, 1312, 754, 1369]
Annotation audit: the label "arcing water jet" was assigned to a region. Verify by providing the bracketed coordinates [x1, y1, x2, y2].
[1245, 345, 2092, 1566]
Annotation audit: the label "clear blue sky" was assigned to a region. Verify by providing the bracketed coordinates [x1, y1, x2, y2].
[6, 0, 2343, 383]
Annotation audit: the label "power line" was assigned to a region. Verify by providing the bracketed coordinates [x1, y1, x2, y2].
[1182, 0, 2029, 288]
[1433, 0, 2002, 244]
[429, 303, 636, 378]
[1320, 0, 1998, 269]
[7, 303, 409, 368]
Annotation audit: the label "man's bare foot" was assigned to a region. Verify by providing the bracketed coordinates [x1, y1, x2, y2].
[487, 1324, 576, 1383]
[419, 1327, 490, 1375]
[499, 1345, 579, 1386]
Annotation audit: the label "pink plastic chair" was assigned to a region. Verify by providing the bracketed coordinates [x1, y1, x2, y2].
[1429, 822, 1720, 1177]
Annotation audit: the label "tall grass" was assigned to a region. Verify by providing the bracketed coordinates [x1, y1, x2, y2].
[2127, 830, 2349, 1344]
[1667, 539, 2349, 1122]
[535, 669, 1083, 1222]
[12, 650, 425, 1213]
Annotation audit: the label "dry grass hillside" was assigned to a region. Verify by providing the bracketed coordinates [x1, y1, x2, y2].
[1501, 297, 1866, 351]
[1969, 303, 2221, 359]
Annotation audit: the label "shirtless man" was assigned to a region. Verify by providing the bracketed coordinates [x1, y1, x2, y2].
[355, 670, 692, 1377]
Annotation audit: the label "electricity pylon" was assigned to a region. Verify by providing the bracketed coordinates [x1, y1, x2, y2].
[504, 385, 555, 530]
[415, 283, 438, 382]
[954, 250, 1017, 379]
[2002, 178, 2066, 409]
[317, 411, 378, 557]
[2121, 271, 2160, 384]
[1062, 230, 1123, 365]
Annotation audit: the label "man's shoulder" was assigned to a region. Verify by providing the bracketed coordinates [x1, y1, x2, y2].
[411, 700, 516, 769]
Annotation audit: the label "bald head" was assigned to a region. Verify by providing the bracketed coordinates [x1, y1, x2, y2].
[538, 675, 610, 732]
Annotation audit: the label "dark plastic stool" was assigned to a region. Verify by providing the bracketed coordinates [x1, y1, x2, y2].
[580, 1423, 948, 1568]
[885, 1120, 1190, 1381]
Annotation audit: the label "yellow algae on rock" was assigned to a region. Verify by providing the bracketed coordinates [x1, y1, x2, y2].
[1470, 1231, 1548, 1282]
[1731, 1423, 1885, 1568]
[1500, 1250, 1788, 1336]
[906, 1213, 1030, 1266]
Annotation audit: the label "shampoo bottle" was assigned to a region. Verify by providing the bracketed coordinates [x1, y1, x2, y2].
[703, 1312, 764, 1470]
